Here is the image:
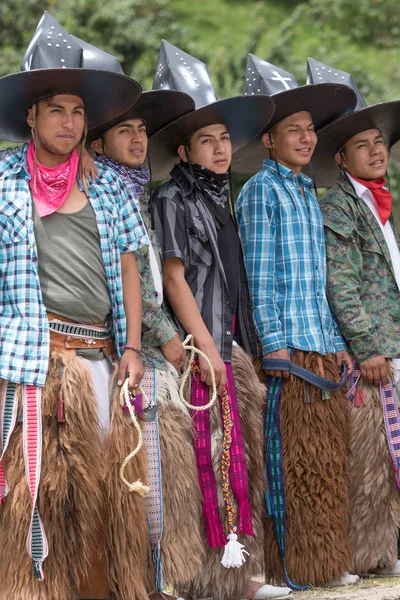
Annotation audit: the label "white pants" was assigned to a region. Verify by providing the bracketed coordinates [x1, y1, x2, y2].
[78, 357, 113, 440]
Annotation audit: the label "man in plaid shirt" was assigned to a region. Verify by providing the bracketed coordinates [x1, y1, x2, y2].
[235, 55, 355, 591]
[0, 13, 150, 600]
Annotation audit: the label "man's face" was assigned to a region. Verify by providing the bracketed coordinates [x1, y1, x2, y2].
[92, 119, 148, 168]
[262, 111, 317, 174]
[178, 123, 232, 174]
[336, 129, 388, 180]
[27, 94, 85, 161]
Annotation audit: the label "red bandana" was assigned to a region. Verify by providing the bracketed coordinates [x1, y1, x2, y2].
[350, 173, 392, 225]
[27, 140, 80, 217]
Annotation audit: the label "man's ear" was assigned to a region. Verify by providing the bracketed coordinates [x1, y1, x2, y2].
[91, 139, 103, 155]
[335, 150, 344, 167]
[26, 108, 34, 130]
[177, 144, 187, 162]
[261, 132, 272, 149]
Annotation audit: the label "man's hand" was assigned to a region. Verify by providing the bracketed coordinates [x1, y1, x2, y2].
[80, 146, 98, 181]
[161, 332, 186, 370]
[360, 354, 388, 386]
[117, 350, 144, 389]
[335, 350, 354, 376]
[197, 341, 227, 395]
[263, 348, 291, 379]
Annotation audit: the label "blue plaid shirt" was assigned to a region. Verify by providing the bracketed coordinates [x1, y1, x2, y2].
[236, 159, 345, 356]
[0, 145, 149, 386]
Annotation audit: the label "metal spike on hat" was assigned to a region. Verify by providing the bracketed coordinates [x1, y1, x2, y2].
[306, 58, 366, 110]
[70, 35, 125, 73]
[152, 39, 217, 107]
[21, 11, 83, 71]
[243, 54, 299, 96]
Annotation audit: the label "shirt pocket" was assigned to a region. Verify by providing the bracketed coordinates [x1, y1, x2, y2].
[187, 216, 214, 267]
[359, 230, 384, 256]
[0, 206, 28, 246]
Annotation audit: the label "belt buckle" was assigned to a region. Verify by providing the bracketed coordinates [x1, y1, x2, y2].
[84, 338, 96, 347]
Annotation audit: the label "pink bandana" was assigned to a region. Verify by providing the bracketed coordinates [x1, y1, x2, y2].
[27, 140, 80, 217]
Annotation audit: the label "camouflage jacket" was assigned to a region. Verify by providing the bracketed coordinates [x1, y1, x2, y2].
[135, 188, 177, 370]
[320, 173, 400, 362]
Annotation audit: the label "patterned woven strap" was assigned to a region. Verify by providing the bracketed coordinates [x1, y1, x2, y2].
[48, 320, 110, 340]
[265, 375, 309, 592]
[347, 361, 400, 491]
[0, 382, 18, 503]
[220, 388, 236, 533]
[381, 377, 400, 490]
[141, 369, 164, 592]
[23, 385, 48, 580]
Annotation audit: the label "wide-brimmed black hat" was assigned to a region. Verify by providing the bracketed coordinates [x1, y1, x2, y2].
[147, 40, 275, 181]
[0, 11, 142, 142]
[307, 58, 400, 187]
[87, 86, 195, 142]
[231, 54, 357, 175]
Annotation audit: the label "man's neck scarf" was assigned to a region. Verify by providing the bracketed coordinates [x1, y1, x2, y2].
[181, 160, 229, 207]
[96, 154, 150, 196]
[27, 140, 80, 218]
[349, 171, 392, 225]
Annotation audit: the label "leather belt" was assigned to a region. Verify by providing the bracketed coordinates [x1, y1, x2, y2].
[262, 358, 348, 391]
[47, 312, 115, 359]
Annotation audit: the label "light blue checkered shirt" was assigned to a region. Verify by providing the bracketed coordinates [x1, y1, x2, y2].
[0, 145, 149, 386]
[236, 159, 345, 356]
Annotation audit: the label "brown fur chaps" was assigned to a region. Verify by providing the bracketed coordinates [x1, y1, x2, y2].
[0, 352, 149, 600]
[260, 351, 351, 587]
[348, 375, 400, 575]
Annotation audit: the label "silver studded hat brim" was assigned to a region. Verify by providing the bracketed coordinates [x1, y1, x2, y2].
[0, 69, 142, 143]
[232, 83, 357, 175]
[148, 95, 275, 181]
[311, 101, 400, 188]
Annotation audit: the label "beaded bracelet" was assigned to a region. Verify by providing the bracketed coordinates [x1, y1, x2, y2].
[124, 345, 143, 357]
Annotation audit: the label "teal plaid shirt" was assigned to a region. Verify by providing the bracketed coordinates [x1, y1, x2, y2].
[0, 145, 149, 386]
[236, 159, 345, 356]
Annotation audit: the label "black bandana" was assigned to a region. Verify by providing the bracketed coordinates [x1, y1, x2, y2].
[180, 160, 229, 207]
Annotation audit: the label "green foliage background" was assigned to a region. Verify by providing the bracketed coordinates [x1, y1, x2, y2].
[1, 0, 400, 223]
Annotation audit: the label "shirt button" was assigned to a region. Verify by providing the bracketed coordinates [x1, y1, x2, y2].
[43, 337, 49, 343]
[226, 331, 231, 336]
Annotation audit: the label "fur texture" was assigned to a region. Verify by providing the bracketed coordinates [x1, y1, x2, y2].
[0, 353, 104, 600]
[183, 345, 266, 600]
[260, 351, 351, 587]
[348, 375, 400, 574]
[152, 367, 205, 591]
[103, 366, 149, 600]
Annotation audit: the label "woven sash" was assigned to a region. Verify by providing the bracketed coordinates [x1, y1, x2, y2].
[141, 368, 164, 591]
[347, 361, 400, 490]
[0, 382, 18, 503]
[23, 385, 48, 579]
[191, 361, 253, 548]
[265, 375, 309, 591]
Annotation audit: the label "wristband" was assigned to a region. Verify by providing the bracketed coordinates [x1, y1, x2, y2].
[124, 345, 143, 357]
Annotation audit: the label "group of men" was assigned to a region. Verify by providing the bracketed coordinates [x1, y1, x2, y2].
[1, 10, 400, 600]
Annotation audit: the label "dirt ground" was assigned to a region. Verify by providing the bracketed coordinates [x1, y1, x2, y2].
[292, 577, 400, 600]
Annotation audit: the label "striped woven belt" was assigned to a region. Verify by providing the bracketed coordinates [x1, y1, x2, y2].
[48, 320, 110, 340]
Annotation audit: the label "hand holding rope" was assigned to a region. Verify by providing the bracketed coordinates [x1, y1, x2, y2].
[119, 378, 150, 496]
